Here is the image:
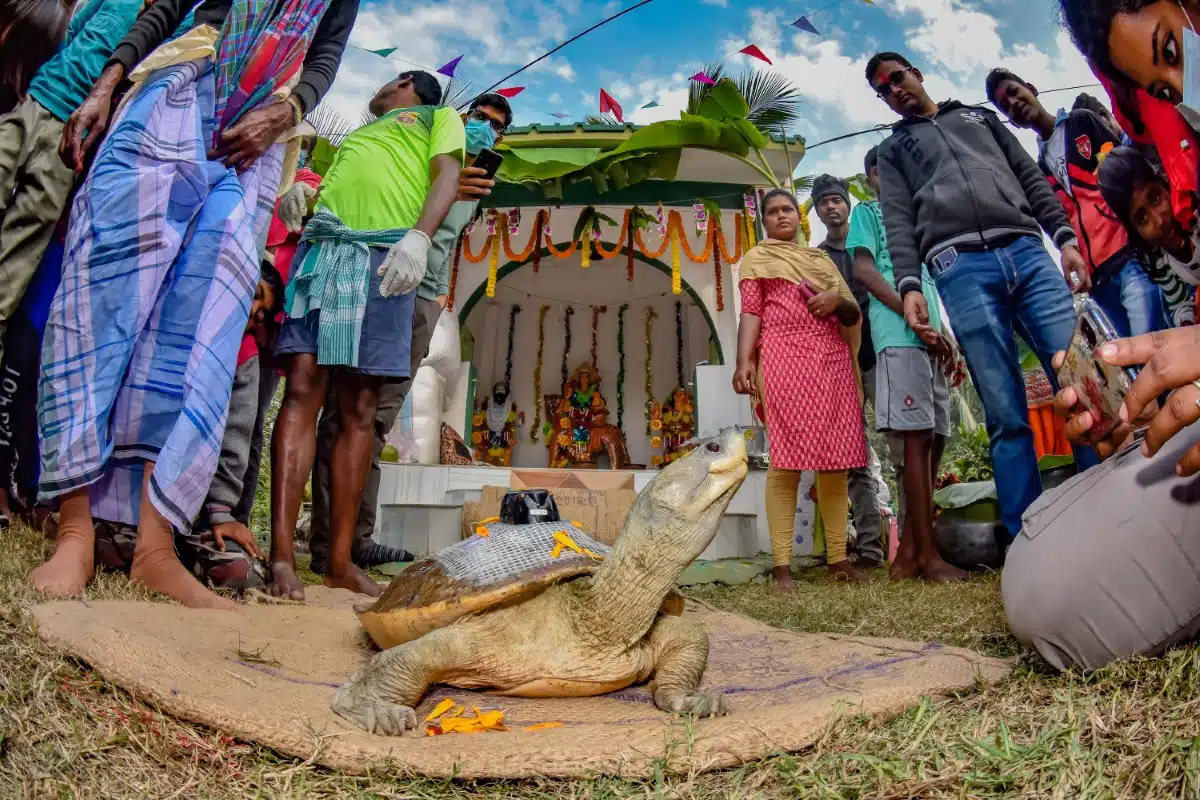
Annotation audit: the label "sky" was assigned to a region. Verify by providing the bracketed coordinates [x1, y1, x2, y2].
[318, 0, 1099, 243]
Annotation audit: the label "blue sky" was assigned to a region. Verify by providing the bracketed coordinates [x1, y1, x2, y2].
[320, 0, 1097, 237]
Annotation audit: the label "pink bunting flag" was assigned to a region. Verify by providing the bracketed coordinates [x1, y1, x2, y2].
[739, 45, 772, 65]
[599, 89, 624, 123]
[690, 72, 716, 86]
[495, 87, 525, 98]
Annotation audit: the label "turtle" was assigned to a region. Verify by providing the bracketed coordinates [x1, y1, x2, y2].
[331, 427, 749, 735]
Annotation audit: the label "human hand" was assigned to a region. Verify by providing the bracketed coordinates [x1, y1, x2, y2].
[903, 292, 930, 331]
[436, 294, 448, 309]
[212, 521, 263, 560]
[807, 291, 841, 318]
[1061, 246, 1091, 294]
[732, 362, 757, 396]
[379, 229, 431, 297]
[458, 165, 494, 200]
[930, 332, 957, 371]
[1050, 350, 1142, 459]
[208, 100, 294, 173]
[277, 182, 317, 233]
[1098, 327, 1200, 474]
[59, 64, 122, 172]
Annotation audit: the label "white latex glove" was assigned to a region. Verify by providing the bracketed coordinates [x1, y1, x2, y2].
[278, 182, 317, 233]
[378, 229, 431, 297]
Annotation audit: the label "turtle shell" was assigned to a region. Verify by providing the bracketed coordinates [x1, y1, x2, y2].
[357, 521, 682, 649]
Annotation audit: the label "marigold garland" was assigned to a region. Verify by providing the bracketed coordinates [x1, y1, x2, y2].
[561, 306, 575, 391]
[580, 236, 591, 269]
[712, 239, 724, 312]
[590, 306, 606, 366]
[448, 234, 463, 311]
[593, 211, 630, 259]
[616, 304, 628, 429]
[504, 304, 521, 389]
[531, 304, 549, 443]
[644, 307, 658, 426]
[674, 301, 684, 387]
[744, 211, 758, 249]
[485, 234, 500, 297]
[675, 216, 714, 263]
[532, 215, 543, 273]
[799, 206, 812, 245]
[625, 223, 635, 282]
[634, 223, 670, 260]
[501, 210, 540, 262]
[715, 217, 742, 263]
[545, 235, 579, 259]
[669, 224, 682, 296]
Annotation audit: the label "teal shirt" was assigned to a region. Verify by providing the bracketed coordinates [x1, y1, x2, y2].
[846, 200, 943, 354]
[421, 200, 478, 302]
[27, 0, 146, 123]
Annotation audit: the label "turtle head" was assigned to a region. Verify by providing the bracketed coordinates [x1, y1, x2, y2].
[626, 427, 748, 560]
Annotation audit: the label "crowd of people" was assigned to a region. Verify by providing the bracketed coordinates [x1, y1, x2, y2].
[0, 0, 510, 610]
[7, 0, 1200, 673]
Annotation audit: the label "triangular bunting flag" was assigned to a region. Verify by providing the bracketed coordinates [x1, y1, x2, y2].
[739, 45, 772, 65]
[549, 112, 571, 119]
[641, 100, 660, 109]
[368, 47, 396, 57]
[690, 72, 716, 86]
[599, 89, 624, 123]
[791, 16, 820, 35]
[495, 87, 525, 98]
[437, 55, 463, 78]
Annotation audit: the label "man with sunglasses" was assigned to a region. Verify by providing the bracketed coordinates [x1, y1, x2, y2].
[303, 90, 513, 577]
[865, 51, 1089, 543]
[986, 67, 1171, 337]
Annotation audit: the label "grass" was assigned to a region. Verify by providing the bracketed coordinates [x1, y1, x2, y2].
[5, 524, 1200, 798]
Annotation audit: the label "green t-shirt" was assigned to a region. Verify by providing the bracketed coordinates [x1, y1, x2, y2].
[318, 105, 466, 231]
[846, 200, 943, 354]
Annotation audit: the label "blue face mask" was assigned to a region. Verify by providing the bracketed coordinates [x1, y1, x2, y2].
[1179, 4, 1200, 130]
[297, 149, 309, 169]
[465, 119, 497, 155]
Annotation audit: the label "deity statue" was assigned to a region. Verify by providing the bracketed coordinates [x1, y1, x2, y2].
[472, 383, 523, 467]
[656, 386, 696, 466]
[545, 363, 630, 469]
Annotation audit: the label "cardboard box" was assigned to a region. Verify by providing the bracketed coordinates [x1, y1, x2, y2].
[462, 481, 636, 546]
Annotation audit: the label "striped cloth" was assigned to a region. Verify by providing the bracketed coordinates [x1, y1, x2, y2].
[285, 208, 406, 367]
[213, 0, 330, 137]
[37, 59, 282, 532]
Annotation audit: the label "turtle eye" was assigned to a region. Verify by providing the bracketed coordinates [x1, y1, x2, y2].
[706, 441, 721, 453]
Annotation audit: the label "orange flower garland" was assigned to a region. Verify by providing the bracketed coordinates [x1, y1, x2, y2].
[501, 209, 541, 262]
[462, 228, 492, 263]
[545, 234, 579, 259]
[448, 234, 462, 311]
[593, 210, 631, 259]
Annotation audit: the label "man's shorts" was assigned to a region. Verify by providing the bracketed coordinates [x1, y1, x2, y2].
[875, 346, 951, 437]
[275, 242, 414, 379]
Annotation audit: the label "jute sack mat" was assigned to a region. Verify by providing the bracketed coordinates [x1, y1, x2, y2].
[31, 587, 1012, 779]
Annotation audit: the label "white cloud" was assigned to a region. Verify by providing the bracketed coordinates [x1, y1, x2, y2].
[701, 0, 729, 5]
[548, 92, 562, 105]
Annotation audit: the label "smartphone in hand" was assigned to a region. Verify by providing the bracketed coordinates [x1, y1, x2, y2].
[1055, 298, 1139, 442]
[472, 148, 505, 179]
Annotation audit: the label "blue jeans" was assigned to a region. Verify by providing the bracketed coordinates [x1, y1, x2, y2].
[1089, 257, 1170, 338]
[931, 236, 1078, 539]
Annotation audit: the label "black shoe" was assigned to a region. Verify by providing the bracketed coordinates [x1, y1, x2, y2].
[354, 541, 413, 568]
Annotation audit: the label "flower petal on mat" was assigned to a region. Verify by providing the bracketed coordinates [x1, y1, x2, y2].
[423, 698, 456, 722]
[523, 722, 564, 731]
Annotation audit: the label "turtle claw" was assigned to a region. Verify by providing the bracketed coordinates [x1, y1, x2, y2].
[654, 689, 729, 718]
[331, 685, 418, 736]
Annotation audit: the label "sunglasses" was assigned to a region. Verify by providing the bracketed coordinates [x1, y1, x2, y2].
[469, 108, 507, 135]
[874, 68, 912, 98]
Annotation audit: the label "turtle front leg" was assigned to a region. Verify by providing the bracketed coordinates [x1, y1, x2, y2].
[646, 615, 728, 718]
[332, 628, 467, 736]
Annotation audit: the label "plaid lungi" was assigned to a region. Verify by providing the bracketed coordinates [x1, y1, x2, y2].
[37, 59, 282, 532]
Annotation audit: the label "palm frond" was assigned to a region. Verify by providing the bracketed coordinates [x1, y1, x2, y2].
[582, 113, 622, 126]
[793, 174, 815, 194]
[358, 106, 377, 128]
[443, 77, 479, 112]
[304, 104, 355, 146]
[685, 61, 803, 136]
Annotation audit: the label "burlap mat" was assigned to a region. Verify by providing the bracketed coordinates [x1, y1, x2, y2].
[30, 587, 1012, 779]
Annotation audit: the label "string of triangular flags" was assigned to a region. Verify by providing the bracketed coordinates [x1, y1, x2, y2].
[595, 0, 875, 122]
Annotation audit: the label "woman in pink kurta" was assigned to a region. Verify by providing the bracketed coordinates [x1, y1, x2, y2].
[734, 189, 868, 588]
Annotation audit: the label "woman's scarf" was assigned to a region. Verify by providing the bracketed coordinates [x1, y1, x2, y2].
[213, 0, 331, 139]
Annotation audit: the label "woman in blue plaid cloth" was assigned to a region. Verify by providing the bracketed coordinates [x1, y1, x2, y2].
[29, 0, 359, 609]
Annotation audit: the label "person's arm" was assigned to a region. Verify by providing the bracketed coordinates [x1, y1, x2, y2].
[63, 0, 103, 45]
[1144, 252, 1196, 326]
[852, 249, 904, 317]
[987, 111, 1077, 252]
[105, 0, 191, 82]
[833, 296, 860, 326]
[290, 0, 361, 114]
[877, 145, 923, 297]
[413, 154, 460, 239]
[732, 278, 763, 396]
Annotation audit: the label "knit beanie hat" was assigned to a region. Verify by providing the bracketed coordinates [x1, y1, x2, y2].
[811, 174, 850, 205]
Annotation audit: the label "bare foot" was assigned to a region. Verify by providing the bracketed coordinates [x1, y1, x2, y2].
[131, 545, 238, 610]
[267, 560, 306, 601]
[828, 559, 868, 583]
[324, 564, 383, 597]
[29, 499, 95, 597]
[889, 559, 920, 580]
[919, 558, 970, 583]
[772, 565, 795, 593]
